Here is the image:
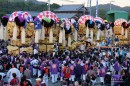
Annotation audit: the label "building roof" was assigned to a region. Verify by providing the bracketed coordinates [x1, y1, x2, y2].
[6, 11, 40, 17]
[54, 4, 84, 12]
[56, 13, 76, 18]
[27, 11, 40, 17]
[107, 10, 128, 14]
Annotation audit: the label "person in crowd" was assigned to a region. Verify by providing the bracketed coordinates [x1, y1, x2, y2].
[20, 75, 32, 86]
[6, 67, 21, 83]
[99, 63, 106, 85]
[62, 63, 72, 86]
[41, 64, 49, 86]
[24, 66, 31, 81]
[30, 55, 39, 77]
[50, 60, 58, 84]
[114, 36, 119, 46]
[87, 66, 97, 86]
[10, 73, 19, 85]
[74, 60, 82, 85]
[69, 60, 75, 84]
[112, 71, 122, 86]
[0, 75, 4, 86]
[104, 71, 111, 86]
[124, 73, 130, 86]
[80, 43, 86, 53]
[0, 57, 4, 72]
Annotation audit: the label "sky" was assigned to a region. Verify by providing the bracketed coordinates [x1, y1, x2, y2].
[37, 0, 130, 7]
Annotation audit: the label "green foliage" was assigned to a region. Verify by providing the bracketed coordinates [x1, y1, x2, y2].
[0, 0, 60, 18]
[98, 9, 107, 19]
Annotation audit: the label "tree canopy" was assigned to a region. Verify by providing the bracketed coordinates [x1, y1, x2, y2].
[0, 0, 60, 17]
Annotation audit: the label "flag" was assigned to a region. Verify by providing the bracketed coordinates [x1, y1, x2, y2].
[34, 19, 42, 30]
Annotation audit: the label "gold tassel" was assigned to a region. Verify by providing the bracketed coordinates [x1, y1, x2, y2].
[21, 27, 26, 44]
[86, 24, 89, 38]
[59, 29, 62, 43]
[12, 25, 17, 40]
[96, 29, 100, 40]
[0, 25, 4, 40]
[74, 29, 78, 42]
[35, 30, 39, 43]
[121, 27, 124, 35]
[4, 27, 7, 41]
[62, 29, 66, 46]
[49, 28, 53, 43]
[41, 26, 45, 40]
[90, 30, 93, 41]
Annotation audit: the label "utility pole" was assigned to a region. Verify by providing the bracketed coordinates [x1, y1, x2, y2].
[48, 0, 50, 11]
[96, 0, 98, 17]
[83, 1, 85, 15]
[110, 1, 114, 10]
[90, 0, 92, 15]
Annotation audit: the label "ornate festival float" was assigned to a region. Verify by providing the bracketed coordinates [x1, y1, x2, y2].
[114, 18, 129, 44]
[35, 11, 59, 52]
[6, 11, 34, 55]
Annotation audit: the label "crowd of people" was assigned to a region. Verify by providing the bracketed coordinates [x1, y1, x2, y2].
[0, 39, 130, 86]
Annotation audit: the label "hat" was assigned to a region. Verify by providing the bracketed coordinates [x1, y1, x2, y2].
[106, 70, 111, 74]
[36, 78, 41, 81]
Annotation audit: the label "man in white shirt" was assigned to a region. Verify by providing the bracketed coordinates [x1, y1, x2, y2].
[126, 50, 130, 58]
[80, 43, 85, 53]
[34, 48, 38, 55]
[31, 58, 39, 77]
[6, 68, 21, 83]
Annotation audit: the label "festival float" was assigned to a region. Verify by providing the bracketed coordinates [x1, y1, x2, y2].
[114, 18, 129, 44]
[6, 11, 34, 55]
[35, 11, 59, 52]
[78, 15, 95, 44]
[94, 17, 105, 41]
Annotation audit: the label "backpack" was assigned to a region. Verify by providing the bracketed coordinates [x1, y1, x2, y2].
[65, 67, 70, 73]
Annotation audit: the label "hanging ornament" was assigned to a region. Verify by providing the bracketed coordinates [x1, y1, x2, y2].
[74, 29, 78, 42]
[49, 28, 53, 43]
[0, 25, 4, 40]
[125, 29, 128, 38]
[21, 27, 26, 44]
[35, 30, 39, 43]
[96, 29, 100, 40]
[86, 24, 89, 38]
[41, 26, 45, 40]
[12, 25, 18, 40]
[68, 35, 71, 47]
[90, 30, 93, 41]
[62, 28, 66, 46]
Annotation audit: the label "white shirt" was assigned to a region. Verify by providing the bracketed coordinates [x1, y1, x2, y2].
[6, 68, 21, 83]
[126, 52, 130, 58]
[34, 49, 38, 55]
[31, 59, 39, 67]
[80, 44, 85, 51]
[0, 72, 5, 79]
